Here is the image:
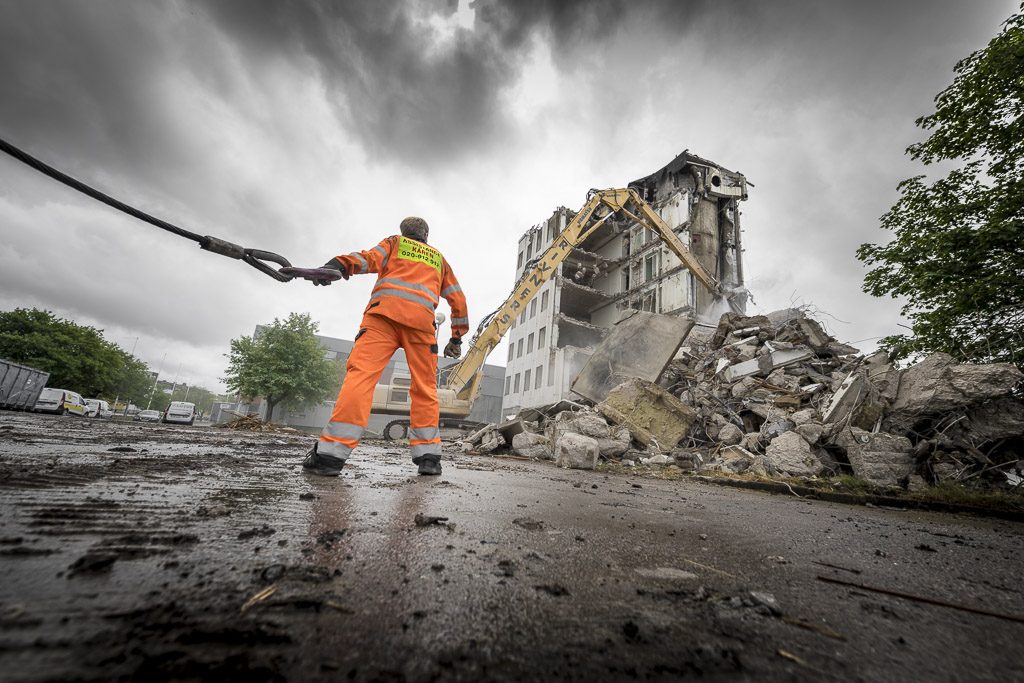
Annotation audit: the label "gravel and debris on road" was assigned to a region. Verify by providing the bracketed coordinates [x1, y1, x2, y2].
[1, 412, 1022, 681]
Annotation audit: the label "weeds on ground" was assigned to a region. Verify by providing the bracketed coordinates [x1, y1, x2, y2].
[906, 480, 1024, 512]
[597, 459, 1024, 514]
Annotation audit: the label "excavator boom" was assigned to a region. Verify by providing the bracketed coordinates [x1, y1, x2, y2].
[445, 188, 719, 404]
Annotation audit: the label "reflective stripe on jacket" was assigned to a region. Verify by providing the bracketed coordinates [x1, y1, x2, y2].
[334, 235, 470, 338]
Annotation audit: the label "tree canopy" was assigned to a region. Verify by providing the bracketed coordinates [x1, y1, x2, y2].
[0, 308, 152, 399]
[857, 4, 1024, 368]
[223, 312, 337, 422]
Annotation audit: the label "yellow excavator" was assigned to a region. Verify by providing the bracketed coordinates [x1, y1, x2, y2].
[372, 187, 722, 439]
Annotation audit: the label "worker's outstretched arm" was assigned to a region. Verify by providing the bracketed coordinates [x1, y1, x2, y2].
[441, 258, 469, 357]
[328, 237, 395, 277]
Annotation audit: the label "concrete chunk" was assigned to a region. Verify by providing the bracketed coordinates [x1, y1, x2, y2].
[821, 371, 867, 425]
[545, 410, 629, 458]
[554, 433, 600, 470]
[723, 346, 814, 383]
[764, 431, 823, 477]
[835, 428, 914, 488]
[597, 378, 697, 451]
[512, 431, 551, 460]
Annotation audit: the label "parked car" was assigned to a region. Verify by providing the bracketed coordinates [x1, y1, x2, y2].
[84, 399, 113, 419]
[33, 388, 87, 416]
[162, 401, 197, 426]
[135, 409, 161, 423]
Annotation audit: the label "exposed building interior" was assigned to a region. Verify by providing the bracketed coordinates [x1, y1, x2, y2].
[502, 151, 749, 416]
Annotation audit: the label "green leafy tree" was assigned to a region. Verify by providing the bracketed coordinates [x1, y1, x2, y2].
[223, 312, 337, 422]
[857, 5, 1024, 368]
[110, 353, 153, 406]
[0, 308, 150, 396]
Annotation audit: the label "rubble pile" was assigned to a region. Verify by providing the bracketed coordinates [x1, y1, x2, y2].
[219, 414, 300, 434]
[663, 309, 1023, 491]
[467, 308, 1023, 492]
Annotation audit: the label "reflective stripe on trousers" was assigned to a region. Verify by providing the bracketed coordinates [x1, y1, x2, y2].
[318, 421, 364, 460]
[318, 440, 356, 459]
[409, 425, 441, 458]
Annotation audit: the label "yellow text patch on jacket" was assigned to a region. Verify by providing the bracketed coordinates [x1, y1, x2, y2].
[397, 237, 442, 272]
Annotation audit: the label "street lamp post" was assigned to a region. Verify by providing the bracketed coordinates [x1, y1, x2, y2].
[146, 352, 166, 411]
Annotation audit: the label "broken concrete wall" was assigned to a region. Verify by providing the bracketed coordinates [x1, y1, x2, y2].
[571, 311, 694, 404]
[689, 197, 721, 315]
[885, 353, 1023, 434]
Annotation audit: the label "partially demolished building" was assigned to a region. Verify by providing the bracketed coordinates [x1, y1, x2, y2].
[502, 151, 749, 417]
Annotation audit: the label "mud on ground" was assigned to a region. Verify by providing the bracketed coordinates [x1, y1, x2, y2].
[1, 412, 1022, 681]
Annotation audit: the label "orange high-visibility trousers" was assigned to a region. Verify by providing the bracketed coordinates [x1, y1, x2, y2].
[318, 313, 441, 461]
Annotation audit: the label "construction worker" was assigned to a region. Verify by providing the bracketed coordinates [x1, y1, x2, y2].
[301, 217, 469, 476]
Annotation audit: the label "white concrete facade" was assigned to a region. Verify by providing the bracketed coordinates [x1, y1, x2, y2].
[501, 151, 748, 417]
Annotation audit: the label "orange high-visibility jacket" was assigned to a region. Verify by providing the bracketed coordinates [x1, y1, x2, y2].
[333, 235, 469, 340]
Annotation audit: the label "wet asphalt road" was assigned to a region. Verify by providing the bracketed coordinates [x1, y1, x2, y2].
[0, 412, 1022, 682]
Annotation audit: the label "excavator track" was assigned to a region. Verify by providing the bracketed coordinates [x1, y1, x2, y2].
[381, 419, 486, 441]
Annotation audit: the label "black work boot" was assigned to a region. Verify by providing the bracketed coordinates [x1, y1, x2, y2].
[302, 443, 345, 477]
[412, 453, 442, 476]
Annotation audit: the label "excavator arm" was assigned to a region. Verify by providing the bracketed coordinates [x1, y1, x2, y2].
[445, 188, 719, 403]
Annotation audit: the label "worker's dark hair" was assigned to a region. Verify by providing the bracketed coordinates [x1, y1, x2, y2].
[400, 216, 429, 242]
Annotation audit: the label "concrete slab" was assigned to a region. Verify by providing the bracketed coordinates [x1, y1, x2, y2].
[570, 311, 694, 403]
[722, 346, 814, 383]
[597, 378, 697, 450]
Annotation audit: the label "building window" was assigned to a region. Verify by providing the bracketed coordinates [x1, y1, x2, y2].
[517, 251, 524, 269]
[520, 310, 526, 325]
[514, 373, 521, 393]
[517, 339, 524, 358]
[645, 253, 657, 281]
[642, 290, 657, 312]
[527, 333, 534, 353]
[530, 300, 537, 318]
[548, 357, 555, 386]
[523, 369, 531, 391]
[541, 290, 549, 311]
[526, 243, 533, 261]
[510, 318, 516, 330]
[538, 327, 546, 348]
[547, 221, 555, 242]
[508, 344, 514, 361]
[535, 365, 543, 389]
[504, 376, 511, 395]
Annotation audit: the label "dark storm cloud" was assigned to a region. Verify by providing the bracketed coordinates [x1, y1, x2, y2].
[0, 3, 209, 190]
[193, 0, 705, 167]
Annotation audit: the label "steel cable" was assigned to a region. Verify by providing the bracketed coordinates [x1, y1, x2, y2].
[0, 136, 293, 281]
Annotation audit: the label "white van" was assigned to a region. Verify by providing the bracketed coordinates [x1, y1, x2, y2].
[163, 401, 197, 425]
[34, 388, 87, 416]
[84, 399, 113, 419]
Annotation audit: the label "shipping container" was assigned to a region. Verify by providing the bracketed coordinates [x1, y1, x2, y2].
[0, 359, 51, 410]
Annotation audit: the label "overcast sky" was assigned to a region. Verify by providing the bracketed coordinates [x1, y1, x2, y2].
[0, 0, 1017, 392]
